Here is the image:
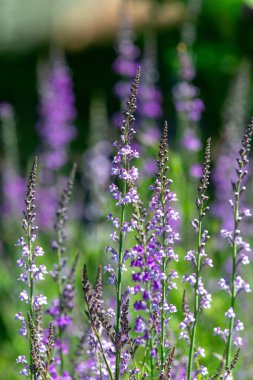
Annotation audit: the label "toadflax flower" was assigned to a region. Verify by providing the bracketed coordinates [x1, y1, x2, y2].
[48, 164, 78, 377]
[107, 67, 141, 379]
[215, 118, 253, 367]
[173, 0, 204, 181]
[180, 138, 212, 380]
[112, 16, 140, 127]
[36, 51, 77, 230]
[0, 102, 25, 220]
[37, 52, 77, 171]
[172, 43, 204, 181]
[129, 122, 180, 378]
[138, 34, 163, 178]
[148, 122, 180, 371]
[212, 61, 251, 231]
[15, 157, 53, 378]
[82, 68, 141, 380]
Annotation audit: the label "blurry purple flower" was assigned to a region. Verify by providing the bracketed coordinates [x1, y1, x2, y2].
[0, 102, 14, 118]
[112, 20, 140, 127]
[190, 164, 202, 178]
[37, 52, 77, 170]
[182, 130, 201, 151]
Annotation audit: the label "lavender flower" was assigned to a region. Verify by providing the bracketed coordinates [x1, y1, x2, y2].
[129, 122, 181, 378]
[148, 122, 180, 369]
[107, 67, 141, 379]
[212, 61, 251, 230]
[172, 42, 204, 242]
[112, 17, 140, 127]
[15, 157, 49, 378]
[0, 103, 25, 220]
[180, 0, 203, 47]
[215, 119, 253, 368]
[173, 43, 204, 139]
[37, 52, 77, 171]
[173, 0, 204, 182]
[82, 265, 115, 380]
[180, 138, 212, 380]
[138, 34, 163, 178]
[48, 164, 77, 377]
[36, 52, 77, 229]
[82, 95, 112, 223]
[139, 34, 162, 122]
[27, 314, 55, 379]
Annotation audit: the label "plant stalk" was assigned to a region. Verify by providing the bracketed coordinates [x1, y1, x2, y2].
[160, 182, 166, 369]
[226, 180, 241, 366]
[57, 231, 64, 376]
[28, 223, 34, 380]
[115, 178, 127, 380]
[187, 208, 202, 380]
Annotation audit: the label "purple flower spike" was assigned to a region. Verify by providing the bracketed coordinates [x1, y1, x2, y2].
[0, 103, 25, 219]
[130, 122, 180, 375]
[112, 20, 140, 127]
[37, 53, 76, 171]
[215, 119, 253, 367]
[183, 139, 212, 380]
[36, 52, 77, 230]
[15, 158, 52, 378]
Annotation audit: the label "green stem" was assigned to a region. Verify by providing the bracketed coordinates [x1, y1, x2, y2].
[187, 208, 202, 380]
[28, 223, 34, 380]
[95, 330, 115, 380]
[147, 282, 155, 379]
[226, 181, 240, 367]
[135, 203, 154, 379]
[160, 184, 166, 369]
[96, 350, 103, 380]
[57, 232, 64, 375]
[115, 179, 127, 380]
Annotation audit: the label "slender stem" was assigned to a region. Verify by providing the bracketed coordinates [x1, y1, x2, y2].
[147, 282, 155, 379]
[149, 341, 154, 376]
[135, 204, 154, 379]
[28, 223, 34, 380]
[115, 177, 127, 380]
[226, 180, 241, 366]
[57, 231, 64, 375]
[187, 208, 202, 380]
[41, 372, 54, 380]
[95, 329, 115, 380]
[160, 183, 166, 369]
[96, 350, 103, 380]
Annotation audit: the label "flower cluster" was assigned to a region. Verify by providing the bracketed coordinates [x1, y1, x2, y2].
[15, 157, 50, 377]
[212, 61, 251, 230]
[36, 52, 77, 229]
[105, 67, 141, 379]
[173, 43, 204, 127]
[112, 18, 140, 127]
[48, 164, 77, 378]
[180, 138, 212, 380]
[139, 36, 162, 122]
[37, 52, 77, 171]
[215, 119, 253, 366]
[0, 103, 25, 219]
[147, 122, 180, 350]
[82, 96, 112, 223]
[82, 265, 117, 379]
[138, 35, 163, 177]
[126, 122, 180, 378]
[173, 34, 204, 180]
[180, 0, 203, 47]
